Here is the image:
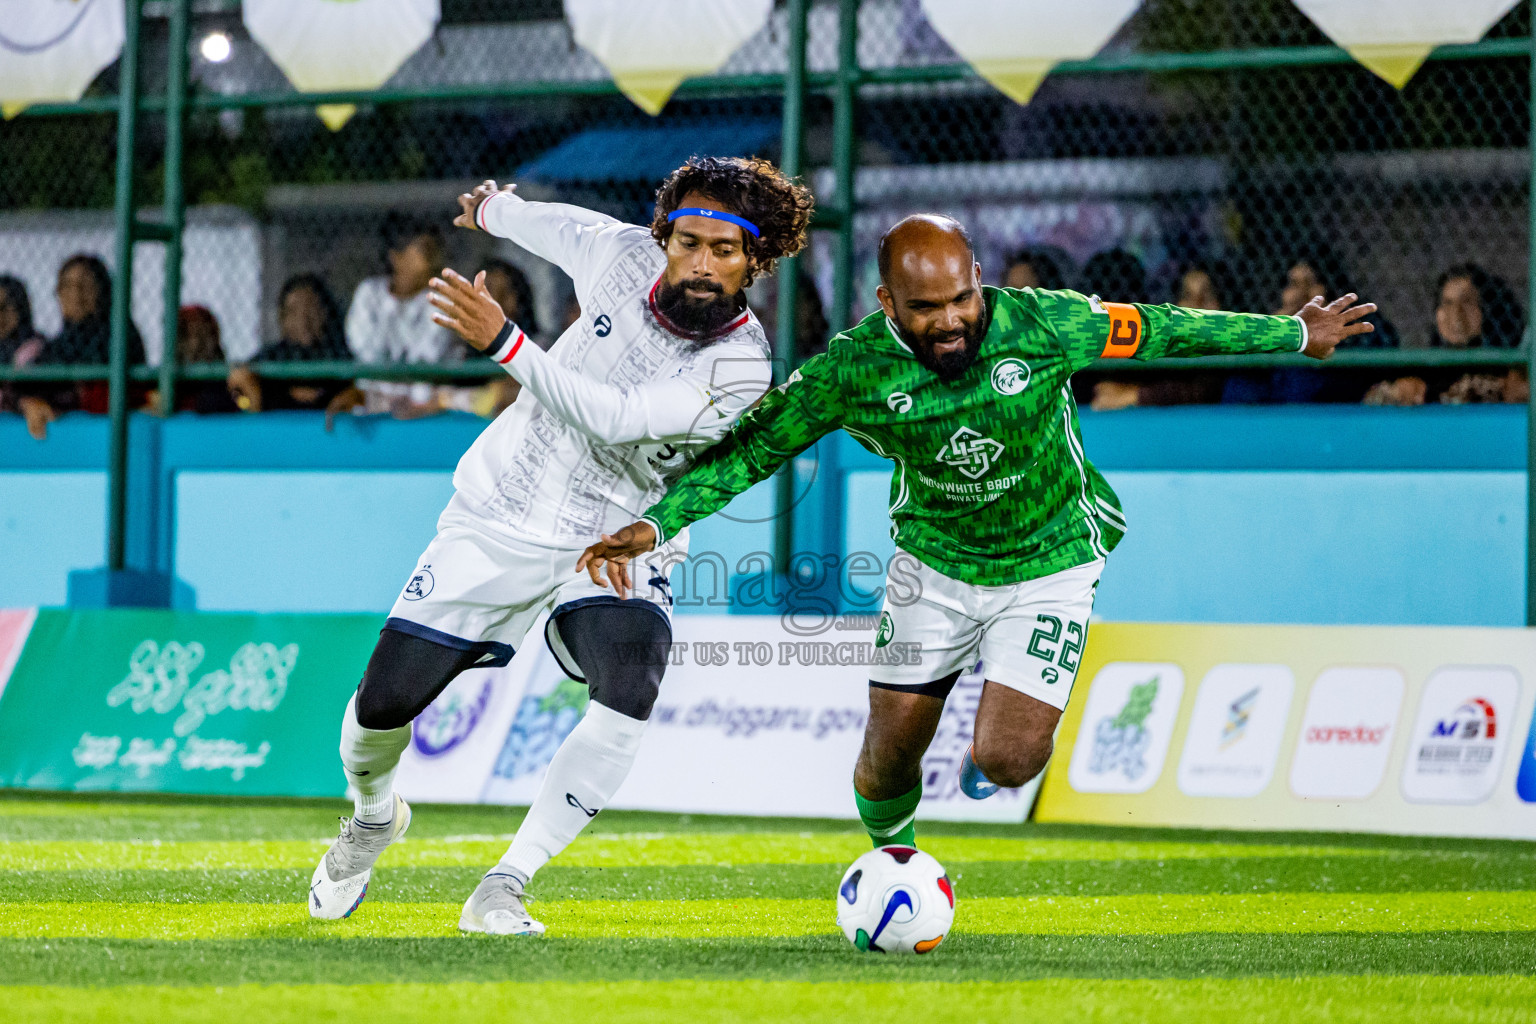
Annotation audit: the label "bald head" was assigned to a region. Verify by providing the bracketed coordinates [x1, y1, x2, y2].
[876, 214, 988, 381]
[877, 214, 975, 285]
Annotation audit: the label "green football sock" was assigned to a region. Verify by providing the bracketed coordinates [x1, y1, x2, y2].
[854, 782, 921, 848]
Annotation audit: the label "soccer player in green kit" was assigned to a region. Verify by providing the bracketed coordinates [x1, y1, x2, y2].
[579, 214, 1377, 848]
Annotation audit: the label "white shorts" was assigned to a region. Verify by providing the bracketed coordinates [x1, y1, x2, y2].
[385, 495, 681, 679]
[869, 552, 1104, 710]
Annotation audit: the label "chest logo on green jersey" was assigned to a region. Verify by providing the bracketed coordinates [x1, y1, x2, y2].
[936, 426, 1006, 480]
[990, 358, 1031, 396]
[887, 391, 913, 413]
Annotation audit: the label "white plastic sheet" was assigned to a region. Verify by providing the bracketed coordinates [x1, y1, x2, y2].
[0, 0, 125, 119]
[564, 0, 773, 115]
[1292, 0, 1520, 87]
[918, 0, 1142, 106]
[243, 0, 439, 129]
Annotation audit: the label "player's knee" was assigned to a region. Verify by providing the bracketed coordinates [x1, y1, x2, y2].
[353, 682, 415, 731]
[973, 734, 1052, 789]
[587, 663, 663, 721]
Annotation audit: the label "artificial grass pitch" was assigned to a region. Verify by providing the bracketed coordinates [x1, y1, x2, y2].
[3, 794, 1534, 1023]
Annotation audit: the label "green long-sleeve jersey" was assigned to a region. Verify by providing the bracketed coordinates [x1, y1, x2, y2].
[642, 286, 1305, 586]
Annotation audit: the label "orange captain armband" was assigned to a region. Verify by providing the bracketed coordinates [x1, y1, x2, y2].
[1098, 302, 1143, 358]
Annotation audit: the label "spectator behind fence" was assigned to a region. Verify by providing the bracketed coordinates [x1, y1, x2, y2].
[1, 276, 46, 428]
[1082, 248, 1148, 304]
[226, 274, 352, 413]
[1365, 262, 1528, 406]
[330, 213, 463, 422]
[1222, 249, 1394, 404]
[1004, 247, 1069, 291]
[142, 307, 239, 415]
[15, 255, 147, 440]
[1090, 261, 1232, 410]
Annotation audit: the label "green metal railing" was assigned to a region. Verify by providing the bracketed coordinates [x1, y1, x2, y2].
[5, 0, 1536, 617]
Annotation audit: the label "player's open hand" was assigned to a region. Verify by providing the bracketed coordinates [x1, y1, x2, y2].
[429, 268, 505, 352]
[1296, 293, 1377, 360]
[454, 180, 517, 231]
[577, 520, 659, 597]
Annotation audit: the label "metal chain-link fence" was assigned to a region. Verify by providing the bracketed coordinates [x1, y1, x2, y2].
[1, 0, 1530, 411]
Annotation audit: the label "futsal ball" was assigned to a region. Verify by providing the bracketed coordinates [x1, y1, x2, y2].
[836, 845, 955, 953]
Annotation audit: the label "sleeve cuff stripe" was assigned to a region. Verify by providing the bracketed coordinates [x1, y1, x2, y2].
[475, 192, 496, 232]
[489, 323, 527, 365]
[640, 515, 667, 549]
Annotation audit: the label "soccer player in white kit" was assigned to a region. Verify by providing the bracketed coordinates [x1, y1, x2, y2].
[307, 157, 814, 934]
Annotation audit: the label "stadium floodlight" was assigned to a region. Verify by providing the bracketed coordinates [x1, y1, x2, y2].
[199, 31, 233, 64]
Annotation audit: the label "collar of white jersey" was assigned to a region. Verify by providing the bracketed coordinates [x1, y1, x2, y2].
[647, 272, 753, 342]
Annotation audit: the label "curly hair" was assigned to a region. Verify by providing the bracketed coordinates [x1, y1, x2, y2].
[650, 156, 814, 287]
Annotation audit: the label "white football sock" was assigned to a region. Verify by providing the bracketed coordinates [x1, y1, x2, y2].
[338, 694, 411, 823]
[496, 701, 647, 884]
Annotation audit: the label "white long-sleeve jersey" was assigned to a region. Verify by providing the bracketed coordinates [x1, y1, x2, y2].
[450, 191, 773, 549]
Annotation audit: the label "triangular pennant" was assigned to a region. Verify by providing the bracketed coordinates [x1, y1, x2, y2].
[244, 0, 438, 124]
[315, 103, 358, 132]
[919, 0, 1142, 107]
[1346, 44, 1435, 89]
[564, 0, 772, 117]
[1292, 0, 1519, 88]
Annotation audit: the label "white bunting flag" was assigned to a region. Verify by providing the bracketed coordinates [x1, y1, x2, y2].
[564, 0, 773, 116]
[1292, 0, 1520, 88]
[0, 0, 126, 119]
[243, 0, 439, 130]
[919, 0, 1143, 106]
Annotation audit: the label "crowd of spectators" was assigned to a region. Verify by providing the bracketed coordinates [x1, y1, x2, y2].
[2, 213, 1530, 440]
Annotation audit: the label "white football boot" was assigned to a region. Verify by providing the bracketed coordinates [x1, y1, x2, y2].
[308, 793, 412, 919]
[459, 871, 546, 936]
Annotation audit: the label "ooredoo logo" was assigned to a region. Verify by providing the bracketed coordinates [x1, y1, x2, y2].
[1305, 725, 1389, 744]
[1289, 667, 1404, 800]
[1401, 666, 1518, 805]
[1177, 664, 1293, 799]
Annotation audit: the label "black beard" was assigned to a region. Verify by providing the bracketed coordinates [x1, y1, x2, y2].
[654, 278, 745, 346]
[895, 303, 990, 382]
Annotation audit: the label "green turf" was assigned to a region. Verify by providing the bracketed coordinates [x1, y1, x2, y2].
[3, 793, 1534, 1022]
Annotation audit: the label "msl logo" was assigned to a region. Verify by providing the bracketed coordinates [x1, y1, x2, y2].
[1289, 666, 1404, 800]
[936, 426, 1005, 481]
[1068, 662, 1184, 795]
[1402, 667, 1517, 805]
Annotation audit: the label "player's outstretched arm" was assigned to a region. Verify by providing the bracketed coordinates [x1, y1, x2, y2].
[429, 267, 769, 445]
[1034, 287, 1377, 370]
[453, 178, 621, 279]
[575, 351, 848, 593]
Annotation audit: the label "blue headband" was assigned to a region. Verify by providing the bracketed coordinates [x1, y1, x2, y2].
[667, 207, 760, 238]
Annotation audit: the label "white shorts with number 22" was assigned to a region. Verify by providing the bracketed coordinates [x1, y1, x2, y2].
[869, 552, 1104, 710]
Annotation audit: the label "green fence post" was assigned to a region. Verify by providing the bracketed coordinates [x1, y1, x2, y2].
[773, 0, 809, 580]
[830, 0, 859, 333]
[158, 0, 192, 415]
[106, 0, 145, 572]
[1527, 5, 1536, 626]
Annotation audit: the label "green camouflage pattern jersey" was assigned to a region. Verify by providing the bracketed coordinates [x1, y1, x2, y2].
[642, 286, 1304, 586]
